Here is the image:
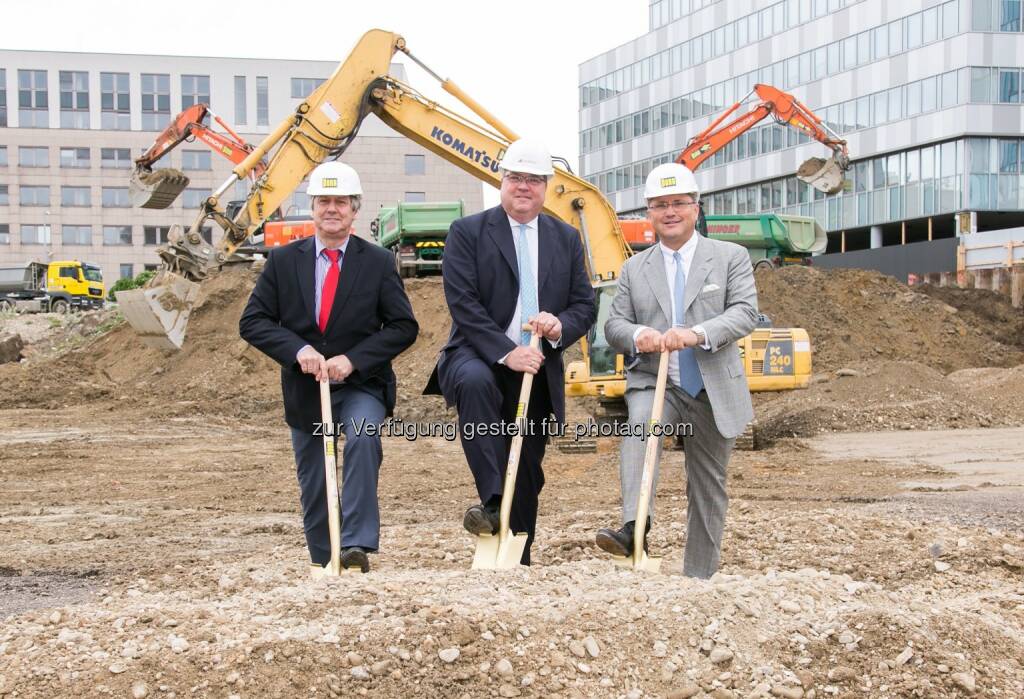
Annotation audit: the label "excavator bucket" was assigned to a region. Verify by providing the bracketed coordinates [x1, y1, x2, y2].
[797, 156, 847, 195]
[116, 271, 201, 351]
[129, 167, 191, 210]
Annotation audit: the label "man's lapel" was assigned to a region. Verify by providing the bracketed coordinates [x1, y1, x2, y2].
[683, 235, 713, 314]
[295, 237, 317, 324]
[325, 235, 362, 333]
[641, 246, 672, 326]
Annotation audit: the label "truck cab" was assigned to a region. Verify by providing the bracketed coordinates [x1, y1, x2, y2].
[0, 260, 105, 313]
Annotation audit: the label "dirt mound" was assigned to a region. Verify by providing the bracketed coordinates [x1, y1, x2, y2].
[754, 266, 1023, 374]
[754, 360, 1024, 444]
[0, 270, 455, 422]
[915, 283, 1024, 349]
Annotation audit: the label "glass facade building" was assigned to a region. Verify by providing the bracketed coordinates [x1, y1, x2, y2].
[579, 0, 1024, 251]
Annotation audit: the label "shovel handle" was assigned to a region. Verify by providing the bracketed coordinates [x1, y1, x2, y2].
[633, 351, 670, 564]
[497, 331, 543, 546]
[320, 380, 342, 576]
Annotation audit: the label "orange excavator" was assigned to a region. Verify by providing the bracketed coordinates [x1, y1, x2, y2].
[129, 103, 268, 210]
[620, 83, 849, 249]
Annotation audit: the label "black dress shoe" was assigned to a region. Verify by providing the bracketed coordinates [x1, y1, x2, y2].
[340, 546, 370, 573]
[463, 503, 499, 536]
[595, 519, 650, 557]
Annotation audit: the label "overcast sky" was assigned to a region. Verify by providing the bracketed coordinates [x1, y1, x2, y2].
[6, 0, 647, 204]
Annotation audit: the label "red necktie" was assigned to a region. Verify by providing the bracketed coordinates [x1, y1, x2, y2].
[318, 248, 341, 333]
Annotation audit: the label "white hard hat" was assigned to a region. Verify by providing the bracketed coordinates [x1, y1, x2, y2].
[307, 161, 363, 196]
[644, 163, 700, 200]
[499, 139, 555, 176]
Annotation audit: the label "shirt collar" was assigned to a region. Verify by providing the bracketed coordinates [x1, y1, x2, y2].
[315, 234, 351, 258]
[506, 214, 539, 234]
[659, 231, 698, 261]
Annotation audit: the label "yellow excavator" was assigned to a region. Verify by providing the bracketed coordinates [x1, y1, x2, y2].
[118, 30, 844, 446]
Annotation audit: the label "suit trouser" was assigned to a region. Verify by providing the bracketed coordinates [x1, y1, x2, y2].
[619, 385, 735, 579]
[289, 384, 385, 565]
[439, 348, 551, 565]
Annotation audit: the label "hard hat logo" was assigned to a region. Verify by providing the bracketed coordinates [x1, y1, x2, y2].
[660, 177, 676, 187]
[322, 178, 338, 188]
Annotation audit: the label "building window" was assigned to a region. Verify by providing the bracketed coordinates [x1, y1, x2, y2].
[404, 154, 425, 175]
[120, 263, 134, 279]
[181, 150, 211, 170]
[102, 187, 130, 208]
[101, 148, 132, 169]
[181, 74, 210, 110]
[18, 69, 48, 127]
[104, 225, 133, 246]
[0, 69, 6, 127]
[290, 77, 325, 98]
[143, 264, 159, 272]
[141, 73, 170, 131]
[182, 189, 207, 209]
[971, 67, 994, 103]
[256, 76, 269, 126]
[0, 224, 8, 244]
[21, 224, 50, 244]
[61, 186, 90, 207]
[19, 146, 49, 167]
[61, 224, 92, 245]
[234, 75, 247, 125]
[100, 72, 130, 130]
[59, 147, 90, 168]
[59, 70, 89, 128]
[20, 185, 50, 206]
[144, 226, 171, 245]
[0, 146, 6, 167]
[999, 68, 1020, 102]
[0, 185, 8, 206]
[404, 192, 426, 203]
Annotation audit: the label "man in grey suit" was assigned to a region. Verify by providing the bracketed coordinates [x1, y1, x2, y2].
[595, 162, 758, 579]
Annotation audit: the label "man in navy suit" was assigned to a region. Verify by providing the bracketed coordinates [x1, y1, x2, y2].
[424, 139, 596, 565]
[240, 161, 418, 574]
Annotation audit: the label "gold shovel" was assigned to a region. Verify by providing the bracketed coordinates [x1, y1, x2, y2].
[612, 350, 669, 573]
[309, 379, 355, 579]
[471, 330, 542, 570]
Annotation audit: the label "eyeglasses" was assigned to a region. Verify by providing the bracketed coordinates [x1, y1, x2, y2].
[648, 200, 699, 213]
[504, 173, 547, 187]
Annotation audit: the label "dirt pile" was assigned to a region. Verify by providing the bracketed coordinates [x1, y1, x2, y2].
[754, 266, 1024, 373]
[0, 270, 453, 422]
[754, 360, 1024, 444]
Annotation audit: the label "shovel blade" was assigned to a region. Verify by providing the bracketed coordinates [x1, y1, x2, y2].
[471, 532, 528, 570]
[611, 552, 663, 573]
[309, 564, 359, 579]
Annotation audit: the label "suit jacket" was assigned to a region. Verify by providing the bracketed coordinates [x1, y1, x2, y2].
[239, 235, 418, 433]
[424, 205, 596, 423]
[605, 234, 758, 439]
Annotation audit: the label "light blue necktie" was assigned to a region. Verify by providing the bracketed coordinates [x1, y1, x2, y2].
[517, 223, 539, 345]
[673, 251, 704, 397]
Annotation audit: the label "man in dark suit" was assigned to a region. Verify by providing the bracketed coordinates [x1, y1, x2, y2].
[240, 161, 418, 575]
[424, 139, 596, 565]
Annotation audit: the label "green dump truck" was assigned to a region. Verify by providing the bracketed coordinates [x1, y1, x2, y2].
[704, 213, 827, 269]
[370, 201, 465, 278]
[620, 213, 827, 269]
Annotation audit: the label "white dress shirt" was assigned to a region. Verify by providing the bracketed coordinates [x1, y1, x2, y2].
[632, 234, 711, 386]
[498, 215, 560, 363]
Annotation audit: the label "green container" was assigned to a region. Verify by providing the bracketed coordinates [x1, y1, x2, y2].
[705, 214, 826, 255]
[376, 201, 464, 250]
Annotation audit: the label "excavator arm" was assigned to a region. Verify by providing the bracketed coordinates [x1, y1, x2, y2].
[130, 104, 265, 210]
[678, 84, 850, 194]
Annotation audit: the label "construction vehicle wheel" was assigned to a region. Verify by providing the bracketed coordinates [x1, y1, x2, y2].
[0, 299, 14, 312]
[50, 299, 70, 314]
[753, 259, 776, 272]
